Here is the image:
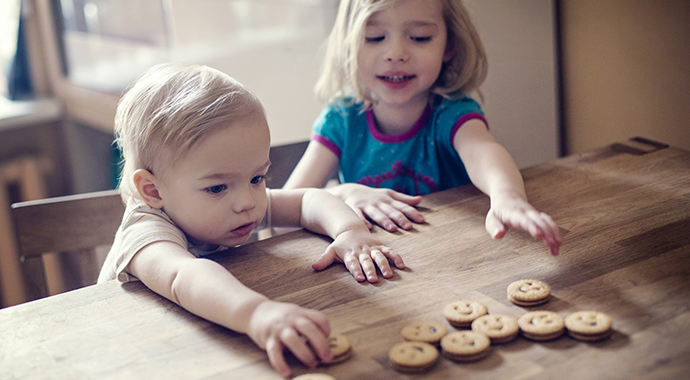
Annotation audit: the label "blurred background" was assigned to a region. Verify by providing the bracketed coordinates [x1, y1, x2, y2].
[0, 0, 688, 307]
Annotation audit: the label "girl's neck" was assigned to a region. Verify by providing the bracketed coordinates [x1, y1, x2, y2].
[370, 94, 430, 135]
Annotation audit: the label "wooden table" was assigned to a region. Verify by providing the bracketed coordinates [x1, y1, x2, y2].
[2, 138, 689, 379]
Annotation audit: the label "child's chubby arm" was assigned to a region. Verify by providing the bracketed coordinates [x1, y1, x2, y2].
[284, 141, 425, 232]
[270, 188, 405, 283]
[454, 119, 562, 255]
[127, 242, 332, 377]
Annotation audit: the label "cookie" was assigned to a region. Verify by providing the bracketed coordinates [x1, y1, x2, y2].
[507, 279, 551, 306]
[321, 333, 352, 365]
[388, 341, 439, 373]
[517, 311, 565, 341]
[440, 331, 491, 362]
[293, 374, 337, 380]
[443, 300, 489, 328]
[565, 311, 613, 342]
[400, 321, 448, 345]
[471, 314, 519, 344]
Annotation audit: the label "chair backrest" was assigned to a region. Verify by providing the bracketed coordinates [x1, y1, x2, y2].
[11, 189, 124, 302]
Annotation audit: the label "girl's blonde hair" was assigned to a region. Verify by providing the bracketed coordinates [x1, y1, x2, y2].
[115, 62, 264, 200]
[315, 0, 487, 107]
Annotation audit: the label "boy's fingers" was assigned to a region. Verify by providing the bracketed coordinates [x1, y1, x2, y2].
[371, 250, 393, 278]
[312, 248, 337, 271]
[295, 320, 332, 363]
[358, 254, 379, 283]
[266, 338, 291, 377]
[281, 328, 318, 369]
[344, 254, 366, 282]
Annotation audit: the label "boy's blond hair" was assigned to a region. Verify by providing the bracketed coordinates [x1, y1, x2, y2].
[315, 0, 487, 107]
[115, 62, 264, 200]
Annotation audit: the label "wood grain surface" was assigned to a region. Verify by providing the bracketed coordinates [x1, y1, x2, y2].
[2, 140, 689, 380]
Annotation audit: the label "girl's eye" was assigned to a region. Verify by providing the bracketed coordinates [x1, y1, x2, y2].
[411, 36, 431, 42]
[251, 175, 266, 185]
[205, 184, 227, 194]
[365, 36, 385, 43]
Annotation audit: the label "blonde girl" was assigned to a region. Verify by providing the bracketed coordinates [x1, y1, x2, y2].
[285, 0, 561, 255]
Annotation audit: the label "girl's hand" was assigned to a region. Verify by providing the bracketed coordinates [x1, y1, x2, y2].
[328, 183, 425, 232]
[485, 191, 562, 255]
[311, 229, 405, 283]
[247, 300, 332, 378]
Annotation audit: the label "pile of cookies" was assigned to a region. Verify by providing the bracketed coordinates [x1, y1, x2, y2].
[386, 279, 613, 373]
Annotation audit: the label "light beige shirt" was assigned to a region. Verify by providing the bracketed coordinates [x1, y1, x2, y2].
[97, 190, 271, 283]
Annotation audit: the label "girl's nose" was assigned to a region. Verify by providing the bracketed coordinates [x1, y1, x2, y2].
[385, 38, 408, 62]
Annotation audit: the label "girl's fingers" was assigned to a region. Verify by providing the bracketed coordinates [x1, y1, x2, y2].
[382, 247, 405, 269]
[363, 205, 397, 232]
[391, 200, 426, 224]
[378, 203, 414, 230]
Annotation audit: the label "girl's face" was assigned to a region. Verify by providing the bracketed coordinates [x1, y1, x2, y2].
[357, 0, 450, 111]
[155, 111, 271, 249]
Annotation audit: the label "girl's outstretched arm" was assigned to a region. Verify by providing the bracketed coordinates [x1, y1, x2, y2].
[454, 119, 562, 255]
[284, 141, 339, 189]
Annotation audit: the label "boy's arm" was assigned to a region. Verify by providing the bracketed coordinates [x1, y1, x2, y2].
[126, 242, 332, 377]
[453, 119, 561, 255]
[270, 188, 405, 283]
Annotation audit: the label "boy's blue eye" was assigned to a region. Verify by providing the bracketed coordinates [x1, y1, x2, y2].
[251, 175, 266, 185]
[206, 184, 227, 194]
[411, 36, 431, 42]
[365, 36, 385, 43]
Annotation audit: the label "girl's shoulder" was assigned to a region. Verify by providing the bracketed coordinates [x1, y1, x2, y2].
[434, 95, 483, 115]
[326, 97, 366, 113]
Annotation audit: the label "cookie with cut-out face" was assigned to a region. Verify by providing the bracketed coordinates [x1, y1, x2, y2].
[400, 321, 448, 345]
[565, 311, 613, 342]
[443, 300, 488, 327]
[440, 331, 491, 362]
[388, 341, 439, 373]
[508, 279, 551, 306]
[518, 311, 565, 341]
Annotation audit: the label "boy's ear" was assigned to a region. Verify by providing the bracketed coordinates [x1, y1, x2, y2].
[443, 45, 455, 62]
[133, 169, 164, 209]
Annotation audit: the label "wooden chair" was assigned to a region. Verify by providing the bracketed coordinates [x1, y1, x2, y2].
[11, 189, 124, 302]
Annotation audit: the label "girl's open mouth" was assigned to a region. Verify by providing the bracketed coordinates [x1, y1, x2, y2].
[378, 74, 415, 83]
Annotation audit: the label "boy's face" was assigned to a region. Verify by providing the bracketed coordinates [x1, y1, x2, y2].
[357, 0, 450, 111]
[155, 111, 271, 249]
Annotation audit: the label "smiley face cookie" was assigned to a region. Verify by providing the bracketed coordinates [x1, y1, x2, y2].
[443, 300, 489, 327]
[440, 331, 491, 362]
[518, 311, 565, 341]
[508, 279, 551, 306]
[565, 311, 613, 342]
[388, 341, 439, 373]
[321, 333, 352, 365]
[471, 314, 519, 344]
[400, 321, 448, 345]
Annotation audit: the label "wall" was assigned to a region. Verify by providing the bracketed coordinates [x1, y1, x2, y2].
[560, 0, 690, 154]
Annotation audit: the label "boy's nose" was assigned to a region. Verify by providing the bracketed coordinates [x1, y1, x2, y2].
[234, 187, 257, 214]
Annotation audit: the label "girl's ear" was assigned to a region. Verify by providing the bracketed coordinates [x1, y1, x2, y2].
[133, 169, 164, 209]
[443, 44, 455, 62]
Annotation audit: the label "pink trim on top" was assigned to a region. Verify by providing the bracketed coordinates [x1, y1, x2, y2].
[450, 112, 489, 141]
[311, 133, 342, 159]
[366, 106, 432, 144]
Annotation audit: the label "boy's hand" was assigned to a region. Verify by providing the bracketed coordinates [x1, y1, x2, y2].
[328, 184, 425, 232]
[247, 300, 332, 378]
[311, 229, 405, 283]
[485, 191, 562, 255]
